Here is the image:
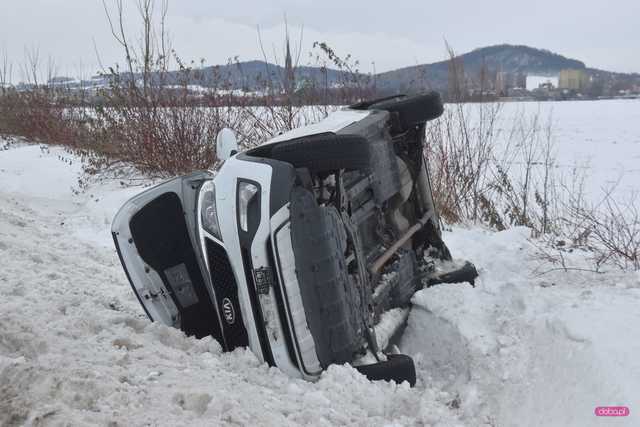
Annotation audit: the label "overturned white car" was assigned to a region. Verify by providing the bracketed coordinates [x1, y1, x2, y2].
[112, 92, 477, 386]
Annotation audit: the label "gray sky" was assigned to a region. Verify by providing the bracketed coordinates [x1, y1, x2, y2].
[1, 0, 638, 82]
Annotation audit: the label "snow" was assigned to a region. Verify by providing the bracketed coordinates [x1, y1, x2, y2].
[496, 99, 640, 202]
[373, 308, 410, 352]
[2, 108, 640, 426]
[0, 144, 144, 248]
[403, 227, 640, 426]
[0, 144, 464, 426]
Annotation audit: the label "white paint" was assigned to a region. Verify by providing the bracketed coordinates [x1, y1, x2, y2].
[215, 127, 238, 161]
[262, 109, 371, 145]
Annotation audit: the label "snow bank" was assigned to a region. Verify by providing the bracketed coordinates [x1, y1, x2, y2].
[0, 144, 145, 248]
[0, 144, 464, 426]
[402, 227, 640, 426]
[2, 141, 638, 426]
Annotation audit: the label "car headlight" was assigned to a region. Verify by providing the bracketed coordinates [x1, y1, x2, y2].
[200, 181, 222, 240]
[238, 181, 259, 232]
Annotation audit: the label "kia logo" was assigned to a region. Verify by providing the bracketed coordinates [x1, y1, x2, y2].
[222, 298, 235, 325]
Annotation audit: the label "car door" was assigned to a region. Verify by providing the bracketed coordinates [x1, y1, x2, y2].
[111, 171, 227, 343]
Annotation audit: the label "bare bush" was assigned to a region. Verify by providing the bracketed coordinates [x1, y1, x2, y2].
[558, 183, 640, 270]
[425, 45, 563, 236]
[237, 33, 373, 149]
[85, 0, 218, 177]
[2, 0, 377, 179]
[425, 99, 559, 234]
[310, 42, 375, 104]
[0, 48, 94, 147]
[425, 101, 502, 226]
[88, 3, 375, 176]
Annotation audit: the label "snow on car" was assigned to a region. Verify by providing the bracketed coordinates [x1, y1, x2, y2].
[111, 93, 478, 385]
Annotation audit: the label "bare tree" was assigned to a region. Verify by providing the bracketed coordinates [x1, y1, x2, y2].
[539, 110, 557, 234]
[0, 47, 13, 92]
[445, 41, 466, 102]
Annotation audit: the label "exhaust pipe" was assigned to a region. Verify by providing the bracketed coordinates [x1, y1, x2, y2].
[370, 212, 431, 275]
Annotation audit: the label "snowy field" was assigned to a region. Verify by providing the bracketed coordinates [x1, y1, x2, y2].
[1, 100, 639, 426]
[497, 99, 640, 201]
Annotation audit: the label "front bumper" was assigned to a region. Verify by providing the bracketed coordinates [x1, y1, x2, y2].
[269, 205, 323, 378]
[202, 154, 322, 380]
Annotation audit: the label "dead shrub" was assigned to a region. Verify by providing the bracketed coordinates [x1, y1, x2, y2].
[0, 88, 93, 148]
[425, 47, 560, 236]
[559, 184, 640, 271]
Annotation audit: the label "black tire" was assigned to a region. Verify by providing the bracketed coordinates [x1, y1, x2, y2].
[289, 186, 365, 367]
[355, 354, 417, 387]
[270, 133, 371, 172]
[367, 92, 444, 129]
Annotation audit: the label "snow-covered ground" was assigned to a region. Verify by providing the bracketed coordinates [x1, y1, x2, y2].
[404, 227, 640, 426]
[1, 112, 639, 426]
[497, 99, 640, 201]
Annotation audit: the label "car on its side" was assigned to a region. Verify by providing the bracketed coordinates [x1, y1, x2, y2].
[112, 92, 477, 386]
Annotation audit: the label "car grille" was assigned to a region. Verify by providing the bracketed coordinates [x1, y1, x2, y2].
[205, 239, 249, 350]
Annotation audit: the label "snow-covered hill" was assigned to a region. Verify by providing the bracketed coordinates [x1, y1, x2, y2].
[1, 143, 638, 426]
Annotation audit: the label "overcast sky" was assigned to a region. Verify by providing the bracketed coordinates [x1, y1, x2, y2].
[1, 0, 638, 82]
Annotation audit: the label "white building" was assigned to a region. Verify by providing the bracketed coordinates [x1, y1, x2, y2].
[526, 75, 559, 91]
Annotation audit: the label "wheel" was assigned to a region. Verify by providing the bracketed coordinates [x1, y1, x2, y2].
[289, 186, 365, 366]
[367, 92, 444, 129]
[270, 133, 371, 172]
[355, 354, 417, 386]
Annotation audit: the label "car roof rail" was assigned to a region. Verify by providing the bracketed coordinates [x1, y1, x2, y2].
[349, 94, 408, 110]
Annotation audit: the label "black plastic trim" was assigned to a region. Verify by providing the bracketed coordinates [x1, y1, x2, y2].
[204, 239, 249, 350]
[129, 192, 224, 340]
[240, 248, 276, 366]
[349, 94, 408, 110]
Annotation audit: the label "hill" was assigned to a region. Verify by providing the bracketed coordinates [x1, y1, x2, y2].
[375, 44, 587, 93]
[43, 44, 638, 98]
[192, 45, 590, 93]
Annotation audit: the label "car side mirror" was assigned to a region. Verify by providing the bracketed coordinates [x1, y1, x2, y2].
[216, 128, 239, 161]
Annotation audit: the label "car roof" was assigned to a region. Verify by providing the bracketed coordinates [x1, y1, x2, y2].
[261, 108, 371, 146]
